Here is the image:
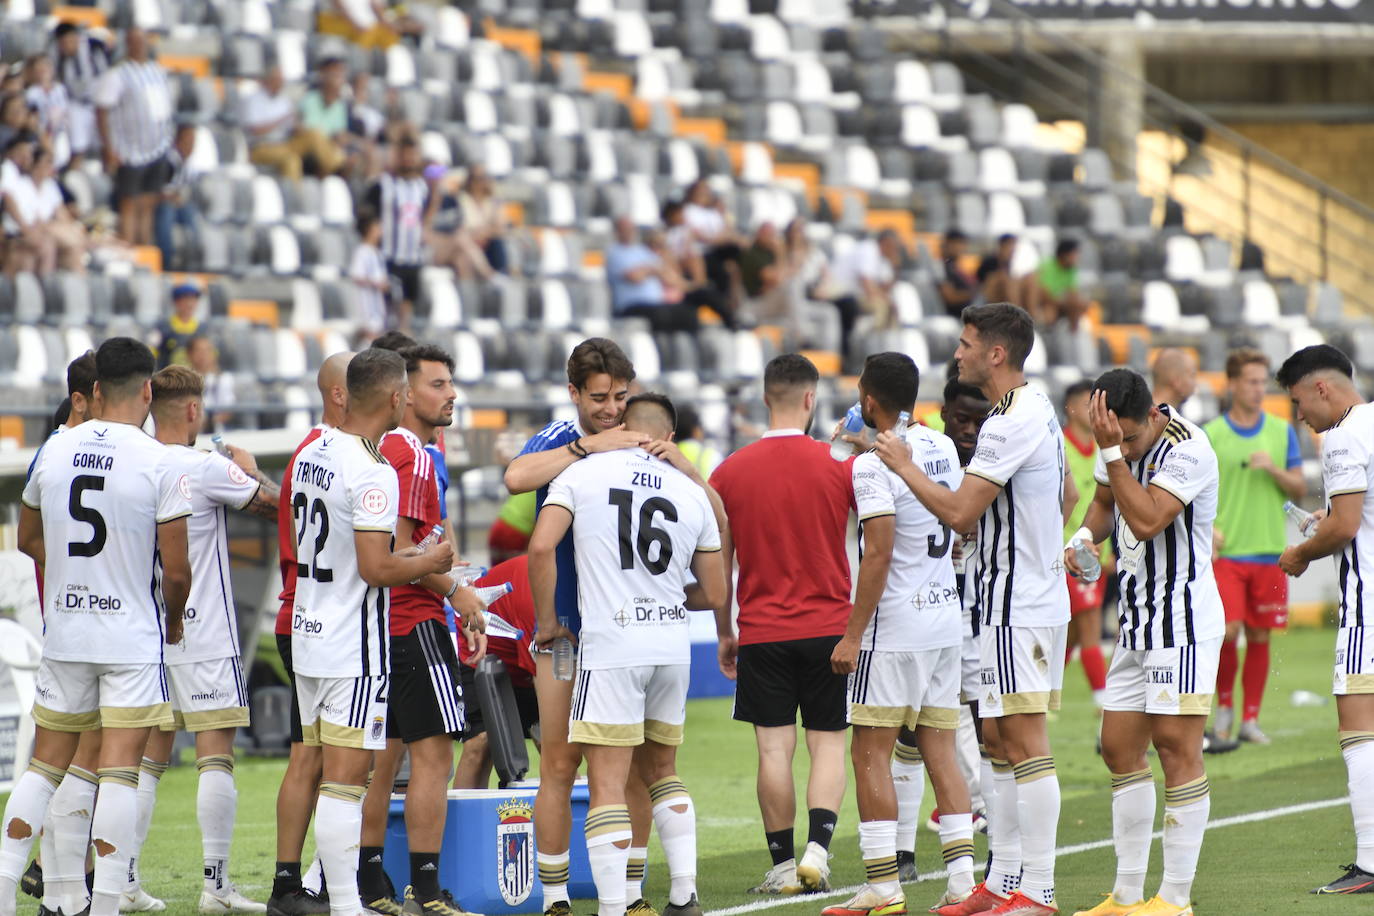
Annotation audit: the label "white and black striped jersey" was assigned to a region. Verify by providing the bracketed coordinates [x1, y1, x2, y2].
[1093, 407, 1224, 649]
[1320, 402, 1374, 629]
[965, 385, 1070, 628]
[54, 36, 109, 103]
[93, 60, 172, 166]
[290, 429, 400, 679]
[365, 173, 430, 266]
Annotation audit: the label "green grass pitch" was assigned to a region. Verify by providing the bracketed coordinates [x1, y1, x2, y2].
[3, 628, 1362, 916]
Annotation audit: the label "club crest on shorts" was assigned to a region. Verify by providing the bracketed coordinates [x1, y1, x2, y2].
[370, 716, 385, 742]
[496, 799, 534, 905]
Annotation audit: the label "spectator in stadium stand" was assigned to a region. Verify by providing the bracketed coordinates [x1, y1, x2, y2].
[682, 178, 745, 305]
[1204, 348, 1307, 746]
[607, 215, 734, 333]
[95, 27, 173, 247]
[458, 163, 509, 275]
[349, 207, 390, 338]
[782, 218, 838, 347]
[299, 58, 354, 175]
[0, 91, 40, 155]
[26, 147, 86, 273]
[977, 234, 1021, 309]
[316, 0, 422, 50]
[674, 406, 723, 480]
[51, 22, 110, 163]
[187, 336, 236, 432]
[828, 229, 902, 352]
[23, 54, 70, 168]
[1061, 380, 1109, 712]
[156, 282, 203, 368]
[241, 65, 345, 182]
[453, 555, 541, 789]
[153, 123, 199, 271]
[362, 133, 438, 332]
[1029, 238, 1086, 330]
[1, 132, 57, 276]
[708, 353, 853, 895]
[1151, 347, 1199, 411]
[938, 229, 977, 317]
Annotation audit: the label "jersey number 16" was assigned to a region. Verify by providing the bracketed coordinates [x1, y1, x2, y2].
[609, 488, 677, 576]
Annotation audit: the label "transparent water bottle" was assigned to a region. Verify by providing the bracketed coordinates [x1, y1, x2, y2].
[893, 410, 911, 435]
[830, 403, 865, 461]
[482, 611, 524, 640]
[409, 527, 446, 583]
[552, 615, 575, 681]
[450, 565, 487, 587]
[211, 434, 232, 457]
[473, 582, 513, 606]
[1284, 500, 1316, 538]
[1069, 537, 1101, 583]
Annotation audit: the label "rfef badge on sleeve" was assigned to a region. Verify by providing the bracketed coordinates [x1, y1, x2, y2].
[496, 799, 534, 905]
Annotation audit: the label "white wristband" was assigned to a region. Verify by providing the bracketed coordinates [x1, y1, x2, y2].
[1068, 526, 1093, 548]
[1100, 445, 1124, 464]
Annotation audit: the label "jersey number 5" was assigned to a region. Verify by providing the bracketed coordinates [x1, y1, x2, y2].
[67, 475, 107, 557]
[609, 488, 677, 576]
[292, 492, 334, 582]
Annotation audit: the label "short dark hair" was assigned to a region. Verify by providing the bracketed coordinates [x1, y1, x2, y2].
[399, 343, 454, 375]
[567, 337, 634, 390]
[52, 397, 72, 431]
[997, 233, 1017, 245]
[860, 352, 919, 414]
[674, 404, 701, 442]
[347, 347, 407, 404]
[943, 377, 985, 405]
[624, 393, 676, 436]
[94, 336, 155, 399]
[763, 353, 819, 399]
[661, 200, 683, 222]
[1276, 344, 1354, 389]
[356, 206, 379, 238]
[67, 350, 96, 399]
[54, 22, 79, 39]
[1092, 368, 1152, 423]
[1056, 238, 1080, 260]
[1064, 379, 1095, 404]
[370, 330, 418, 352]
[4, 132, 36, 155]
[961, 302, 1035, 370]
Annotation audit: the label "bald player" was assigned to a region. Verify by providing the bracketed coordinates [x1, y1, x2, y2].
[267, 352, 355, 916]
[1151, 350, 1198, 413]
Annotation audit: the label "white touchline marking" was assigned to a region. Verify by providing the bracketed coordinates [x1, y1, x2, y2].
[704, 796, 1350, 916]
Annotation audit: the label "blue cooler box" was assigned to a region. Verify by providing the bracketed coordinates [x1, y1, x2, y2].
[383, 781, 595, 915]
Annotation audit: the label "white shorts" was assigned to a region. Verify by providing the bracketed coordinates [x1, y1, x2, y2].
[1103, 638, 1221, 716]
[570, 664, 690, 747]
[977, 624, 1067, 717]
[848, 647, 961, 730]
[295, 674, 389, 750]
[165, 657, 250, 732]
[1334, 627, 1374, 696]
[960, 630, 981, 704]
[32, 658, 172, 732]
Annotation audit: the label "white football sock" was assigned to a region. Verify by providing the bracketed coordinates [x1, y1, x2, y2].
[956, 710, 981, 810]
[978, 752, 995, 820]
[1109, 770, 1154, 905]
[315, 783, 365, 916]
[892, 742, 925, 855]
[1342, 733, 1374, 873]
[1013, 756, 1059, 908]
[537, 851, 570, 911]
[649, 778, 697, 906]
[983, 759, 1020, 899]
[624, 847, 647, 903]
[89, 768, 139, 916]
[857, 819, 900, 898]
[127, 758, 167, 891]
[585, 806, 632, 916]
[1158, 777, 1209, 907]
[0, 762, 65, 916]
[302, 857, 323, 895]
[47, 765, 98, 915]
[938, 812, 976, 898]
[197, 756, 237, 894]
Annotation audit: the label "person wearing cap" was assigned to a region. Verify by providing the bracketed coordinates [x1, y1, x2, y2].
[156, 283, 203, 368]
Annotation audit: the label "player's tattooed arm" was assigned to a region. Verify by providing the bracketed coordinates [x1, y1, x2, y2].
[240, 477, 281, 520]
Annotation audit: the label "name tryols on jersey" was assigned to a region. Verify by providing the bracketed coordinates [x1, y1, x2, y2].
[545, 448, 721, 670]
[852, 424, 963, 652]
[290, 429, 400, 679]
[1320, 402, 1374, 628]
[965, 385, 1071, 628]
[1093, 407, 1225, 649]
[162, 447, 261, 665]
[21, 421, 191, 664]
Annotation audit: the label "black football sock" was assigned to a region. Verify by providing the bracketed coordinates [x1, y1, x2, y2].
[358, 847, 388, 899]
[766, 828, 794, 866]
[272, 862, 302, 899]
[807, 808, 838, 852]
[410, 852, 441, 901]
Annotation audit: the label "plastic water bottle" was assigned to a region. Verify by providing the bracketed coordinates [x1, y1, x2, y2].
[552, 615, 575, 681]
[474, 582, 514, 606]
[830, 403, 865, 461]
[1069, 537, 1101, 583]
[893, 410, 911, 435]
[482, 611, 524, 641]
[211, 434, 231, 457]
[1284, 501, 1316, 537]
[450, 565, 487, 587]
[408, 527, 446, 583]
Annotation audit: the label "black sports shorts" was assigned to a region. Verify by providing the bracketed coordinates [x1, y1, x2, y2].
[733, 635, 849, 731]
[387, 618, 466, 742]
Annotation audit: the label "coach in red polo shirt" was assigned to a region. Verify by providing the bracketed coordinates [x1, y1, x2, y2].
[710, 353, 855, 896]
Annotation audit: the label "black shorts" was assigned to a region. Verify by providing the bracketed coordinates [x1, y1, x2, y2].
[276, 632, 303, 744]
[387, 618, 466, 742]
[458, 662, 539, 741]
[114, 156, 171, 199]
[734, 636, 849, 731]
[388, 262, 421, 303]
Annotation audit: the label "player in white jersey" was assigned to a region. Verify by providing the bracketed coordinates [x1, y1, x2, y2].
[1275, 345, 1374, 895]
[874, 304, 1069, 916]
[824, 354, 974, 916]
[122, 365, 280, 914]
[290, 348, 456, 916]
[4, 337, 193, 916]
[1062, 369, 1223, 916]
[531, 394, 726, 916]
